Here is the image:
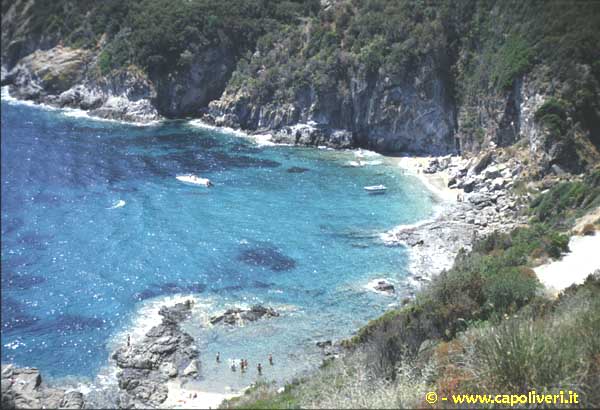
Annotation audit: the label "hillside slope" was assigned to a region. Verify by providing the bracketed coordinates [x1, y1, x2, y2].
[2, 0, 599, 168]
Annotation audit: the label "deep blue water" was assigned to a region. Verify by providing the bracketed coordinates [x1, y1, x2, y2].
[1, 95, 434, 391]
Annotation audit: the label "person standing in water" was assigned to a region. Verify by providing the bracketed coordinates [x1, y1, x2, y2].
[257, 363, 262, 375]
[268, 354, 273, 366]
[216, 352, 220, 363]
[127, 334, 130, 347]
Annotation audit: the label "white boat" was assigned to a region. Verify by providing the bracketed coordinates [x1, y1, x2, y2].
[347, 160, 365, 167]
[176, 174, 213, 187]
[364, 184, 387, 193]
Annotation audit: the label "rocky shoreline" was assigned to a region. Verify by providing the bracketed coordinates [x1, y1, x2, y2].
[384, 151, 531, 285]
[0, 301, 287, 409]
[1, 78, 540, 410]
[1, 46, 160, 124]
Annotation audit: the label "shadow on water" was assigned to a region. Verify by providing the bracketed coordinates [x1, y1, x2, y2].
[133, 282, 207, 301]
[1, 297, 40, 332]
[2, 271, 46, 290]
[286, 166, 310, 173]
[237, 243, 297, 272]
[1, 216, 24, 235]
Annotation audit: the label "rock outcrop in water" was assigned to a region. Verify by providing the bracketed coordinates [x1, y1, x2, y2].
[209, 305, 280, 326]
[112, 300, 199, 409]
[1, 365, 84, 409]
[2, 46, 160, 123]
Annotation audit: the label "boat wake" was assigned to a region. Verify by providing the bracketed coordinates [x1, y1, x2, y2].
[107, 200, 126, 209]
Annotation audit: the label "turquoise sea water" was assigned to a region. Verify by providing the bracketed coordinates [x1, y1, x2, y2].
[0, 95, 435, 392]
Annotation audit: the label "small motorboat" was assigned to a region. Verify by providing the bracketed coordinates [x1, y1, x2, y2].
[347, 160, 365, 167]
[364, 184, 387, 193]
[176, 174, 213, 187]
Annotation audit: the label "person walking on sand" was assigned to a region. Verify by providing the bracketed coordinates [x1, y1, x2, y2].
[257, 363, 262, 375]
[268, 353, 273, 366]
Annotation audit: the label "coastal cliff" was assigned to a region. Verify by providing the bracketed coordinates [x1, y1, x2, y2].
[2, 0, 599, 170]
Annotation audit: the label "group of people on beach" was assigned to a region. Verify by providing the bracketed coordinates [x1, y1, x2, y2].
[217, 352, 273, 375]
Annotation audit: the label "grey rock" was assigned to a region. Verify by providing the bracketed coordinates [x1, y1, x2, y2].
[113, 300, 197, 409]
[374, 280, 395, 294]
[316, 340, 333, 348]
[182, 360, 199, 377]
[0, 365, 84, 409]
[209, 305, 279, 326]
[469, 152, 494, 176]
[60, 391, 84, 409]
[160, 363, 178, 378]
[490, 177, 506, 191]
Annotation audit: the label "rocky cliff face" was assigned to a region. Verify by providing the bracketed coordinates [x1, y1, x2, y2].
[1, 365, 84, 409]
[456, 63, 600, 175]
[1, 43, 239, 123]
[2, 45, 160, 123]
[2, 0, 598, 172]
[151, 46, 236, 118]
[208, 54, 456, 154]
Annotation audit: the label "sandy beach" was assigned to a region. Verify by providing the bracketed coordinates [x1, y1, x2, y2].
[535, 233, 600, 296]
[160, 382, 240, 409]
[392, 155, 461, 203]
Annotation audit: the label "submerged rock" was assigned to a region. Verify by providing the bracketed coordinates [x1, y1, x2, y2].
[209, 305, 280, 326]
[237, 245, 296, 272]
[374, 280, 395, 294]
[286, 166, 310, 173]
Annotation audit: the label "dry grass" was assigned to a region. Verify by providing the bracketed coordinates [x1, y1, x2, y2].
[296, 353, 434, 409]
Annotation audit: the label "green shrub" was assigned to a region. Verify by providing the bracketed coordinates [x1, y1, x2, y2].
[534, 97, 569, 137]
[97, 50, 112, 75]
[491, 34, 532, 90]
[482, 267, 538, 314]
[462, 273, 600, 405]
[530, 170, 600, 227]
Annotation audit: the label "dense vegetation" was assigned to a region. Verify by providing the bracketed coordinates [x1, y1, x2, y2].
[530, 170, 600, 228]
[3, 0, 599, 154]
[3, 0, 319, 72]
[221, 176, 600, 408]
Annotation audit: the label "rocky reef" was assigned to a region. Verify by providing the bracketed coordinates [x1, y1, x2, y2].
[209, 305, 280, 326]
[0, 299, 285, 409]
[111, 300, 199, 409]
[1, 365, 84, 409]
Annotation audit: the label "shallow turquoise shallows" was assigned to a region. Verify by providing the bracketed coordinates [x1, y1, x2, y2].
[1, 98, 434, 391]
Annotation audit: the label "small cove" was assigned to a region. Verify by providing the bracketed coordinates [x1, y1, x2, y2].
[1, 97, 436, 393]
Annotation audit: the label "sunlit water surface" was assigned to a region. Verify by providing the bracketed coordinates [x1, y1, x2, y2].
[1, 96, 435, 393]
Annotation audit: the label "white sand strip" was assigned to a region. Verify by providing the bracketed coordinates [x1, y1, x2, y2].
[161, 381, 240, 409]
[393, 156, 460, 203]
[534, 234, 600, 296]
